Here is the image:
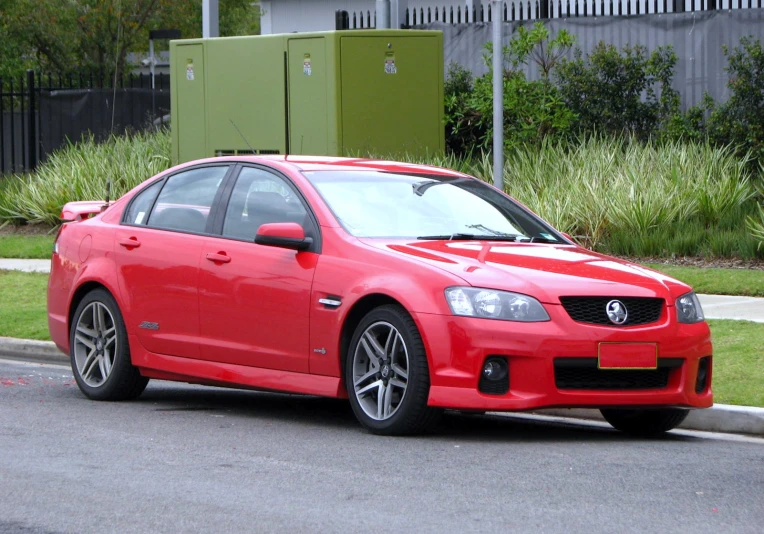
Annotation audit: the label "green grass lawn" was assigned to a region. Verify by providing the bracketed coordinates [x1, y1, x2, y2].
[645, 264, 764, 297]
[0, 234, 55, 259]
[707, 319, 764, 407]
[0, 270, 49, 340]
[0, 270, 761, 407]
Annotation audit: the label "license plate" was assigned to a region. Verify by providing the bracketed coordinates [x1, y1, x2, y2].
[598, 343, 658, 370]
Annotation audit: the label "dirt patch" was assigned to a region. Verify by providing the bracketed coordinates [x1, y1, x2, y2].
[0, 223, 57, 236]
[618, 255, 764, 271]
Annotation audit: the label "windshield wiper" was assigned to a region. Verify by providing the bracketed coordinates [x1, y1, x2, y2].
[465, 224, 519, 237]
[412, 177, 474, 196]
[516, 235, 560, 244]
[416, 233, 520, 241]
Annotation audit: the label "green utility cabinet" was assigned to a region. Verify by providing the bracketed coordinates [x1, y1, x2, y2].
[170, 30, 444, 164]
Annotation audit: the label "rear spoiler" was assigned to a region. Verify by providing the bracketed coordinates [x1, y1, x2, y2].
[61, 201, 114, 222]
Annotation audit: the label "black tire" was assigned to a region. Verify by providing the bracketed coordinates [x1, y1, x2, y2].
[345, 304, 441, 435]
[600, 408, 689, 437]
[69, 288, 148, 401]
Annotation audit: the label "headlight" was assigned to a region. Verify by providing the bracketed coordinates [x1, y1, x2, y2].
[676, 291, 704, 324]
[445, 287, 550, 322]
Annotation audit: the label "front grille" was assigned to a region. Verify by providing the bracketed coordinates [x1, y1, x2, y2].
[554, 358, 681, 390]
[559, 296, 663, 326]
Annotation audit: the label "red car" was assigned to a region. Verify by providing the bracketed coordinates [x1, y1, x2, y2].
[48, 156, 712, 436]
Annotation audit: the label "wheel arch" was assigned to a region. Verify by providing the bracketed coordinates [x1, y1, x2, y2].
[67, 281, 115, 333]
[339, 293, 415, 382]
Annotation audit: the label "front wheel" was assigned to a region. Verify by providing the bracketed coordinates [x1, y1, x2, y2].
[600, 408, 689, 437]
[69, 288, 148, 401]
[345, 305, 440, 435]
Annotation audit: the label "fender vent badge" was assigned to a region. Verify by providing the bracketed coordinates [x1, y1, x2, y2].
[318, 297, 342, 308]
[139, 321, 160, 330]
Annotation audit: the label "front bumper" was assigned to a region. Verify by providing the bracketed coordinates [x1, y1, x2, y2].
[415, 304, 713, 411]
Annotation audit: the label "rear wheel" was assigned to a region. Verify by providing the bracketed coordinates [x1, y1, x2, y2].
[70, 288, 148, 400]
[345, 305, 440, 435]
[600, 408, 689, 437]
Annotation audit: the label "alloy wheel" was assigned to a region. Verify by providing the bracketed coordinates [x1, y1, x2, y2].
[73, 302, 118, 388]
[351, 321, 410, 421]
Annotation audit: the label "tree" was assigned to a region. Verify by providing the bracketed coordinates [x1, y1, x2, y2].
[0, 0, 261, 79]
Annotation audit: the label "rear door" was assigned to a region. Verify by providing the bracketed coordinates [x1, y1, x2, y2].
[115, 164, 231, 358]
[197, 165, 320, 372]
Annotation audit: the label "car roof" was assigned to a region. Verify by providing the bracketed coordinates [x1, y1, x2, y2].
[192, 155, 470, 178]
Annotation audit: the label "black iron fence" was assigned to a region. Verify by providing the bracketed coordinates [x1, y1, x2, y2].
[336, 0, 763, 28]
[0, 71, 170, 175]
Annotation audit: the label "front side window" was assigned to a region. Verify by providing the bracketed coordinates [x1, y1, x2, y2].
[304, 171, 564, 243]
[146, 166, 229, 234]
[222, 167, 307, 241]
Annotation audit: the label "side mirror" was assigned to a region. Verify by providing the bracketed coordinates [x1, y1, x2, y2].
[255, 222, 313, 251]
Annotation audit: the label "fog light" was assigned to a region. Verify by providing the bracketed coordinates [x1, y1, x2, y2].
[482, 358, 508, 381]
[479, 357, 509, 395]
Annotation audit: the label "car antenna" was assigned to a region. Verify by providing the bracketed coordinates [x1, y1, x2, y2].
[230, 119, 256, 155]
[101, 180, 112, 212]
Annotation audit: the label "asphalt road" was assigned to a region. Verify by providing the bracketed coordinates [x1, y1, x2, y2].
[1, 359, 762, 534]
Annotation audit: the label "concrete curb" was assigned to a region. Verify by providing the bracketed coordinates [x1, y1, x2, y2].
[1, 336, 762, 436]
[536, 406, 764, 436]
[0, 336, 68, 365]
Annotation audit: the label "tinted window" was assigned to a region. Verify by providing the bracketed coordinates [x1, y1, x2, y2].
[124, 179, 162, 225]
[222, 167, 307, 241]
[147, 166, 229, 234]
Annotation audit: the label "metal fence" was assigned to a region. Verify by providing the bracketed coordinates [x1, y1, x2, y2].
[336, 0, 763, 27]
[0, 71, 170, 175]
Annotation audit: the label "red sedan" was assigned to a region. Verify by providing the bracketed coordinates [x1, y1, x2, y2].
[48, 156, 712, 436]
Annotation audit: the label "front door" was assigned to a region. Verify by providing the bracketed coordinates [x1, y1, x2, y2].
[198, 166, 319, 372]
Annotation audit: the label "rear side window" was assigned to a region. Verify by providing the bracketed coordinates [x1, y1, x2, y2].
[124, 180, 162, 225]
[146, 166, 229, 234]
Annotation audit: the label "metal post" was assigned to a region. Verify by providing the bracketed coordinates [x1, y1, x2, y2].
[202, 0, 219, 38]
[491, 1, 503, 190]
[540, 0, 550, 18]
[376, 1, 391, 28]
[26, 70, 36, 171]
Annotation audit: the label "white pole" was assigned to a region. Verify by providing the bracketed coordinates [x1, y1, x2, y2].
[149, 39, 155, 89]
[376, 0, 391, 29]
[202, 0, 219, 38]
[491, 1, 503, 189]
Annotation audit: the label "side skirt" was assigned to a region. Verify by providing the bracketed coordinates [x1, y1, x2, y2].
[129, 335, 346, 398]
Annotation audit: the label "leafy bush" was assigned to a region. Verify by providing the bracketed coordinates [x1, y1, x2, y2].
[0, 130, 171, 226]
[445, 23, 576, 156]
[444, 63, 480, 156]
[706, 36, 764, 169]
[554, 42, 680, 140]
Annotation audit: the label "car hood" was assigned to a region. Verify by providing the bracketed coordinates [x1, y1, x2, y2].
[362, 239, 690, 304]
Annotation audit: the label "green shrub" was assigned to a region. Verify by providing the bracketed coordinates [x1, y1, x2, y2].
[0, 129, 171, 225]
[706, 36, 764, 170]
[445, 23, 576, 156]
[554, 42, 680, 140]
[444, 62, 480, 156]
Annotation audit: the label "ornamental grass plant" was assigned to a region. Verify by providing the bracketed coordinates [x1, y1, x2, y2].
[0, 130, 171, 226]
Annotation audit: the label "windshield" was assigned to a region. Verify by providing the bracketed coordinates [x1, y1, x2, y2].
[304, 170, 565, 243]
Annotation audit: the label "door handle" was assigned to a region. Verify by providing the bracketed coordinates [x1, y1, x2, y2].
[206, 252, 231, 264]
[119, 237, 141, 249]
